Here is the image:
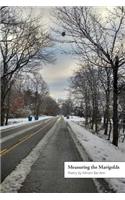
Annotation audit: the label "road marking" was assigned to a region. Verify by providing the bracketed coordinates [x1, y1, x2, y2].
[0, 134, 33, 156]
[0, 149, 7, 154]
[0, 119, 56, 157]
[1, 118, 51, 134]
[18, 134, 32, 141]
[0, 118, 52, 143]
[0, 118, 60, 193]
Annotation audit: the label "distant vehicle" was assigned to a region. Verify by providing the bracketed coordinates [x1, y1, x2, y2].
[66, 116, 69, 119]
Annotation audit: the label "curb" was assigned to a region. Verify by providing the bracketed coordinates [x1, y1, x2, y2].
[67, 121, 116, 193]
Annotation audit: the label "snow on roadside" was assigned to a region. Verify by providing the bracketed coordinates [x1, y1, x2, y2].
[0, 116, 52, 131]
[0, 118, 61, 193]
[67, 120, 125, 192]
[64, 116, 85, 127]
[119, 142, 125, 154]
[65, 116, 85, 122]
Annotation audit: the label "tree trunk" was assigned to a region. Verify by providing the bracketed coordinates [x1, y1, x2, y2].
[91, 111, 94, 130]
[108, 119, 112, 140]
[1, 106, 5, 126]
[112, 57, 119, 146]
[91, 97, 95, 130]
[85, 93, 89, 127]
[94, 93, 99, 133]
[1, 75, 12, 126]
[1, 66, 10, 126]
[5, 91, 11, 125]
[104, 68, 111, 135]
[95, 121, 98, 133]
[85, 106, 89, 127]
[104, 118, 108, 135]
[104, 93, 110, 135]
[5, 112, 9, 125]
[1, 83, 6, 126]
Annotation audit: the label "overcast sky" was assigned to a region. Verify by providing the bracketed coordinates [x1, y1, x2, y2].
[23, 7, 110, 100]
[22, 7, 79, 100]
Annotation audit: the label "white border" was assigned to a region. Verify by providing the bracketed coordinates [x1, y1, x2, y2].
[0, 0, 125, 6]
[0, 193, 125, 200]
[0, 1, 125, 199]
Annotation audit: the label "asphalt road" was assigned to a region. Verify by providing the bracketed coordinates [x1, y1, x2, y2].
[1, 118, 51, 138]
[19, 119, 97, 193]
[1, 117, 57, 182]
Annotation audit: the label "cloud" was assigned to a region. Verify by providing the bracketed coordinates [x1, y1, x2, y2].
[41, 54, 78, 84]
[51, 90, 69, 99]
[22, 7, 79, 99]
[40, 54, 78, 99]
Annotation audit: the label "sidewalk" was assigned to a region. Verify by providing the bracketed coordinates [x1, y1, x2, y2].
[19, 119, 97, 193]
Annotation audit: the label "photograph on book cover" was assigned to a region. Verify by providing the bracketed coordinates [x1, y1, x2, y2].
[0, 6, 125, 193]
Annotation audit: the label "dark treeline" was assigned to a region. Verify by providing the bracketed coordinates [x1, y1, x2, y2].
[70, 64, 125, 140]
[9, 73, 59, 119]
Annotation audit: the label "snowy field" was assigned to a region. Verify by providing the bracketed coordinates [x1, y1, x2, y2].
[66, 118, 125, 192]
[0, 116, 52, 130]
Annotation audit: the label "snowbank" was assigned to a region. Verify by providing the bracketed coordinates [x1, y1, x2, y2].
[67, 120, 125, 192]
[66, 116, 85, 122]
[0, 118, 60, 193]
[64, 116, 85, 127]
[0, 116, 52, 131]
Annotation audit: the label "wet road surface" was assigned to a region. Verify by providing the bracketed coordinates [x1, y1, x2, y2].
[19, 119, 97, 193]
[1, 117, 57, 182]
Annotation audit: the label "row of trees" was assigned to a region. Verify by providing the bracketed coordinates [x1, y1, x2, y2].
[0, 7, 54, 125]
[9, 72, 59, 119]
[55, 7, 125, 146]
[70, 64, 125, 136]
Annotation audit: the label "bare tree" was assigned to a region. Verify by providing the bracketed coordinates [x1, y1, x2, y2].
[8, 71, 49, 119]
[43, 96, 59, 116]
[71, 64, 102, 133]
[61, 98, 74, 117]
[25, 72, 49, 117]
[55, 6, 125, 146]
[98, 67, 112, 136]
[0, 7, 53, 125]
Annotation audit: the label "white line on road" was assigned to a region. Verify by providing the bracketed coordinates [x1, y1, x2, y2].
[0, 117, 52, 132]
[0, 119, 51, 144]
[0, 119, 56, 156]
[0, 118, 60, 193]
